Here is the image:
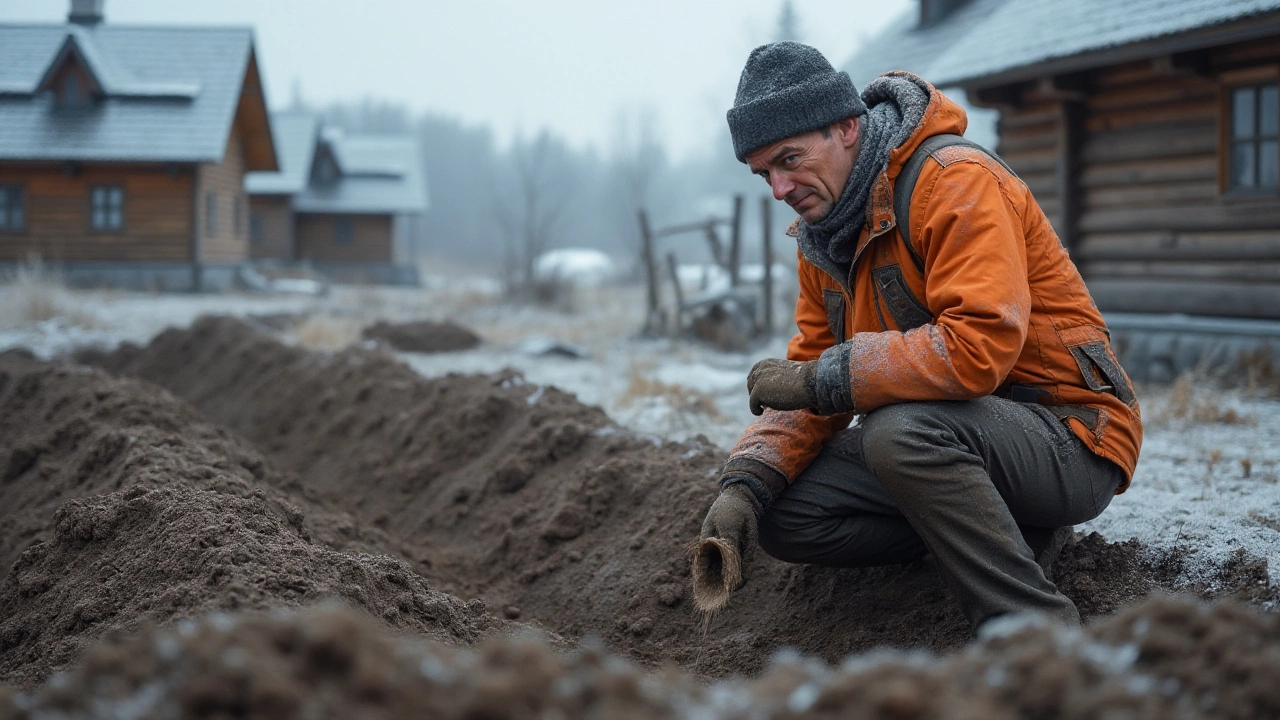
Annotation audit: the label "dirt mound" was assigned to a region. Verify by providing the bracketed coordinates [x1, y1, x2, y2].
[0, 356, 498, 687]
[8, 596, 1280, 719]
[362, 319, 481, 353]
[82, 316, 1277, 678]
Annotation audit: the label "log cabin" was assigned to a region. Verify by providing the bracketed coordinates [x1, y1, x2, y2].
[845, 0, 1280, 322]
[0, 0, 277, 291]
[245, 111, 427, 285]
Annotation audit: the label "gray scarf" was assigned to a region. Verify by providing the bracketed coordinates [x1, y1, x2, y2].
[796, 74, 932, 286]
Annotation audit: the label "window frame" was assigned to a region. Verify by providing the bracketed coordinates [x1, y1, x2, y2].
[1220, 68, 1280, 198]
[0, 185, 26, 232]
[88, 184, 125, 232]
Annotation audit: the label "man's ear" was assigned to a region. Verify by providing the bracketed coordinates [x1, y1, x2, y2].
[835, 117, 859, 150]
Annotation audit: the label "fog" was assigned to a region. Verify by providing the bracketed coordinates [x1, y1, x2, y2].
[3, 0, 913, 274]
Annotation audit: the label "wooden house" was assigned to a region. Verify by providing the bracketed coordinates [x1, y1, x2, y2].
[846, 0, 1280, 320]
[245, 111, 427, 285]
[0, 0, 277, 291]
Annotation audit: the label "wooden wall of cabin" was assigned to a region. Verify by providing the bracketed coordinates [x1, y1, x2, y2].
[0, 162, 194, 262]
[248, 195, 294, 261]
[988, 36, 1280, 319]
[195, 124, 250, 263]
[294, 213, 393, 263]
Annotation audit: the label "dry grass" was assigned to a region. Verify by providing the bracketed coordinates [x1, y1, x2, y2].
[688, 536, 742, 616]
[1239, 346, 1280, 396]
[290, 314, 365, 351]
[1143, 373, 1257, 426]
[617, 362, 723, 420]
[0, 255, 96, 329]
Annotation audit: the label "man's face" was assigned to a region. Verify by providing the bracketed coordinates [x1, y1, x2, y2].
[745, 118, 860, 223]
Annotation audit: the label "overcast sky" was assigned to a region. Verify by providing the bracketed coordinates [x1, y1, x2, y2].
[4, 0, 912, 159]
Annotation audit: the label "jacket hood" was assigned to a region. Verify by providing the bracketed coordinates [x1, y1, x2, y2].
[882, 71, 970, 180]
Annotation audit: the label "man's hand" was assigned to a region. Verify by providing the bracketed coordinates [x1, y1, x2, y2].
[747, 358, 818, 415]
[691, 483, 761, 612]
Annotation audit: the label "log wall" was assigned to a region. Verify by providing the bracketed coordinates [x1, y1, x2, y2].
[0, 162, 194, 262]
[987, 35, 1280, 319]
[195, 124, 250, 263]
[294, 213, 393, 263]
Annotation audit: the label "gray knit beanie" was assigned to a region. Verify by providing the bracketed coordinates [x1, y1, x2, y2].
[727, 42, 867, 162]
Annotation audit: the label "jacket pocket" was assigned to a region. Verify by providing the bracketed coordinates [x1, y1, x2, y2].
[822, 288, 846, 344]
[1057, 325, 1137, 407]
[872, 264, 933, 331]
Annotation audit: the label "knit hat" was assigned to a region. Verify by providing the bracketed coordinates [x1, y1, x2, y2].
[727, 42, 867, 162]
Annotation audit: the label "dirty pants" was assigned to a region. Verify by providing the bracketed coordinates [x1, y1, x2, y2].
[757, 396, 1125, 629]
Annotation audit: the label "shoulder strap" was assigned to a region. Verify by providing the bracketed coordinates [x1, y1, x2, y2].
[892, 133, 1017, 273]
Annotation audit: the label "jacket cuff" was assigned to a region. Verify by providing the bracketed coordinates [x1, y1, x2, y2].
[719, 456, 788, 508]
[815, 342, 855, 414]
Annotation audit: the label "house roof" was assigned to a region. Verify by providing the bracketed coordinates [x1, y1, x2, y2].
[845, 0, 1280, 90]
[0, 22, 275, 167]
[843, 0, 1007, 89]
[243, 112, 318, 195]
[247, 113, 428, 215]
[294, 133, 428, 215]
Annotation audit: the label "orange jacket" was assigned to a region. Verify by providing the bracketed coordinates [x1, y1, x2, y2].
[728, 73, 1142, 492]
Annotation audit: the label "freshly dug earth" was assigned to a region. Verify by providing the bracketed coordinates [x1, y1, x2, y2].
[0, 354, 500, 688]
[81, 316, 1278, 678]
[7, 596, 1280, 719]
[361, 319, 482, 353]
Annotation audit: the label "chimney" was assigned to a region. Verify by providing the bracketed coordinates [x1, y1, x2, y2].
[68, 0, 105, 26]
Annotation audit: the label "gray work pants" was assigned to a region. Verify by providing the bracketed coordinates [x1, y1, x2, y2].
[757, 396, 1125, 629]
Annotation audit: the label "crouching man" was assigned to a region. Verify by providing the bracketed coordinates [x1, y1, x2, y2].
[696, 42, 1142, 630]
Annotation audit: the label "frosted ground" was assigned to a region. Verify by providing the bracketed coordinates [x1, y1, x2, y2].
[2, 275, 1278, 601]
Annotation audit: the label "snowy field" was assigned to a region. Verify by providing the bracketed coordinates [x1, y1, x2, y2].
[2, 276, 1278, 596]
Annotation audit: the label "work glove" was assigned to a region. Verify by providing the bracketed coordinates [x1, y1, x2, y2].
[747, 358, 818, 415]
[691, 460, 786, 613]
[691, 483, 760, 612]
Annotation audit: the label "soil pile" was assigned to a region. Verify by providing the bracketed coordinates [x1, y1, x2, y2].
[84, 316, 1277, 678]
[362, 320, 482, 353]
[0, 356, 498, 687]
[7, 595, 1280, 719]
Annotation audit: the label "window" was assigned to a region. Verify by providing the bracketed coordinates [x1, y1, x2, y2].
[249, 211, 263, 245]
[60, 73, 81, 106]
[0, 185, 24, 230]
[234, 196, 244, 237]
[205, 192, 217, 236]
[90, 185, 123, 230]
[1229, 83, 1279, 191]
[334, 216, 354, 245]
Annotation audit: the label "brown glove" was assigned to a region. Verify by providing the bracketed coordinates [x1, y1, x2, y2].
[747, 358, 818, 415]
[691, 483, 761, 612]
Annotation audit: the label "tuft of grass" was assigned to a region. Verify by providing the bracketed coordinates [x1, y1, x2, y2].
[290, 314, 364, 350]
[1, 255, 96, 329]
[617, 363, 723, 420]
[1144, 373, 1256, 426]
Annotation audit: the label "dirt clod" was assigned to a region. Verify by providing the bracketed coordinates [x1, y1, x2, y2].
[362, 320, 481, 353]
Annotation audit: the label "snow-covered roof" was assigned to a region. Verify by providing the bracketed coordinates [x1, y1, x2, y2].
[293, 134, 428, 215]
[0, 22, 270, 164]
[247, 112, 427, 215]
[845, 0, 1280, 89]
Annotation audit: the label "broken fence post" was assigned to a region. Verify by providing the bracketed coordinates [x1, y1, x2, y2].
[761, 194, 774, 337]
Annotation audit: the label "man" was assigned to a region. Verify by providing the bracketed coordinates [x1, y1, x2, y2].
[697, 42, 1142, 630]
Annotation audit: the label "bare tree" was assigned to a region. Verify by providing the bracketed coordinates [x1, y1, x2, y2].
[775, 0, 801, 42]
[612, 105, 665, 214]
[494, 130, 574, 294]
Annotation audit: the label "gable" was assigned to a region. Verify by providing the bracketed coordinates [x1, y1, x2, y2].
[0, 24, 273, 167]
